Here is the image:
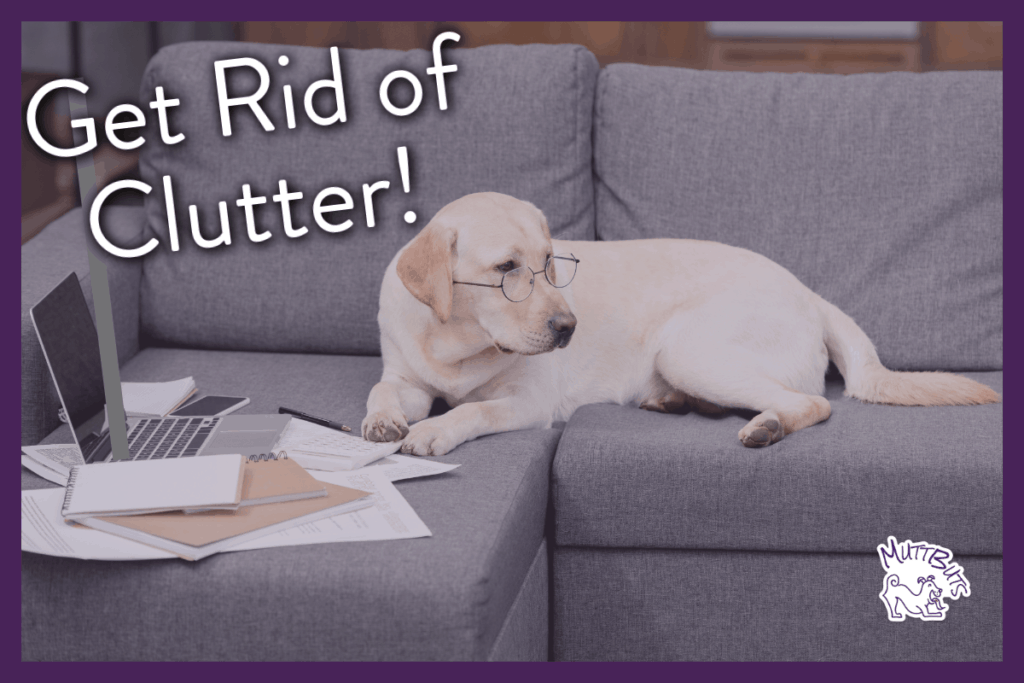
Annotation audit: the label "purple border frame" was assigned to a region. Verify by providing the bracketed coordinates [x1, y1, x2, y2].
[8, 3, 1015, 676]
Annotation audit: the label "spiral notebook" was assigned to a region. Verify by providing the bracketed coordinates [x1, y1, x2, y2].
[61, 454, 246, 521]
[77, 457, 373, 560]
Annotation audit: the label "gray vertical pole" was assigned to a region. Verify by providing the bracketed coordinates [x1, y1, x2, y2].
[69, 86, 131, 461]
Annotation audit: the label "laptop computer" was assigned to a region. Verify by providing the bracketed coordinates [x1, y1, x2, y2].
[30, 272, 290, 464]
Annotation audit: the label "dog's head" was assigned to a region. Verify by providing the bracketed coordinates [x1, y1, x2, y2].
[396, 192, 576, 355]
[918, 576, 942, 603]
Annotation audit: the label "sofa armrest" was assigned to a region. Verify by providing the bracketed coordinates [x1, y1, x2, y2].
[21, 206, 149, 445]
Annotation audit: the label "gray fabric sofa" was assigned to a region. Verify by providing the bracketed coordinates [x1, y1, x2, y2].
[21, 41, 1001, 661]
[552, 64, 1002, 662]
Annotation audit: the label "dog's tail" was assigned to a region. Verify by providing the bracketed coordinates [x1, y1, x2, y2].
[818, 297, 1000, 407]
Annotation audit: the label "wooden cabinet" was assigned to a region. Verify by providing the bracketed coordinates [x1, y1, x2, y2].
[706, 40, 921, 74]
[925, 22, 1002, 70]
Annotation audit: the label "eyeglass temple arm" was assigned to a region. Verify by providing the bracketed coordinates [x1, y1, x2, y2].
[452, 281, 503, 288]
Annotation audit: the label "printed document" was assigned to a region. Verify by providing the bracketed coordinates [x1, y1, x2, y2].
[21, 444, 84, 486]
[368, 454, 461, 482]
[21, 490, 175, 560]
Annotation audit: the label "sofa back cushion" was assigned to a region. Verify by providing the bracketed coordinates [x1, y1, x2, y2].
[594, 65, 1002, 371]
[138, 42, 597, 355]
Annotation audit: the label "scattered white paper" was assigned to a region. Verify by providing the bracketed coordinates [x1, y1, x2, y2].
[367, 454, 461, 482]
[22, 443, 84, 482]
[286, 452, 375, 472]
[21, 455, 69, 487]
[21, 489, 175, 561]
[229, 467, 431, 551]
[23, 443, 84, 472]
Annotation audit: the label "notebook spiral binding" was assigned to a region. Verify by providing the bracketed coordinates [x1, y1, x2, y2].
[61, 465, 82, 517]
[247, 451, 288, 462]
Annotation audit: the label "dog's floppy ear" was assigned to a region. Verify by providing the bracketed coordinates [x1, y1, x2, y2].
[397, 219, 456, 323]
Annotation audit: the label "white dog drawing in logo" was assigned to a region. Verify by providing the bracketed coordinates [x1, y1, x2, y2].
[876, 537, 970, 623]
[879, 574, 947, 622]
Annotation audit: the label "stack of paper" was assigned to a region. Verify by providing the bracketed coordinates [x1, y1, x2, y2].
[122, 377, 196, 417]
[53, 455, 369, 561]
[81, 480, 370, 561]
[22, 457, 461, 561]
[24, 468, 425, 560]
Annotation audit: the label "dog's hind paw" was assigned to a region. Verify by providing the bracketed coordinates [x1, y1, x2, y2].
[738, 415, 784, 448]
[362, 411, 409, 442]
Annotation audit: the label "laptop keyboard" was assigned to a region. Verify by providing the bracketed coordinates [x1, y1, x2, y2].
[126, 417, 221, 460]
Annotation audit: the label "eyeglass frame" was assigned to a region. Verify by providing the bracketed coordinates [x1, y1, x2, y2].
[452, 254, 580, 303]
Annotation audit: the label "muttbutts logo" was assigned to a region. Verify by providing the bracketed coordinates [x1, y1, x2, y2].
[877, 536, 970, 622]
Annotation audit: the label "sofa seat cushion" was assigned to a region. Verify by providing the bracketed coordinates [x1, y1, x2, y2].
[552, 371, 1001, 555]
[594, 65, 1002, 371]
[138, 42, 598, 356]
[22, 349, 558, 661]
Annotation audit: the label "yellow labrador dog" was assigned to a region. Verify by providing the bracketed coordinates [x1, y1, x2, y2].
[363, 192, 999, 455]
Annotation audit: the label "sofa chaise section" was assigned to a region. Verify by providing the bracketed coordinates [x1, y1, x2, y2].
[22, 348, 559, 660]
[550, 64, 1003, 661]
[552, 374, 1002, 660]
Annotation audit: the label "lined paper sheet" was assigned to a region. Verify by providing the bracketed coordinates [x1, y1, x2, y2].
[21, 490, 175, 561]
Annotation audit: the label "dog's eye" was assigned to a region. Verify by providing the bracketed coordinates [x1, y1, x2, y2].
[497, 260, 516, 273]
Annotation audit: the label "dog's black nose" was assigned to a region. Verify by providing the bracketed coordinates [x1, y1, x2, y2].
[549, 312, 577, 348]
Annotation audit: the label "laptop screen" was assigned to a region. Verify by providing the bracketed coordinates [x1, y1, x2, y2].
[30, 274, 107, 449]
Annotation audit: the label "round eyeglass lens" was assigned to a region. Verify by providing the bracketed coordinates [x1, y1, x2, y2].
[545, 253, 577, 288]
[502, 267, 535, 302]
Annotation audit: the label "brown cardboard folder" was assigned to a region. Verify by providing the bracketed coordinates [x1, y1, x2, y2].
[79, 478, 372, 560]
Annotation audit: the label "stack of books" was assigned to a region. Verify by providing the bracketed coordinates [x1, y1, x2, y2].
[60, 453, 372, 560]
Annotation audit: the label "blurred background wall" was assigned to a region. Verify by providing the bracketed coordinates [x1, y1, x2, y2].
[21, 21, 1003, 243]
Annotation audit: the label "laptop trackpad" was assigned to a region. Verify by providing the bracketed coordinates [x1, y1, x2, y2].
[202, 430, 279, 454]
[200, 415, 290, 455]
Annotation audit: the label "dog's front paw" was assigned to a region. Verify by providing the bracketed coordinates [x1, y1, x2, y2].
[400, 418, 458, 457]
[362, 411, 409, 442]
